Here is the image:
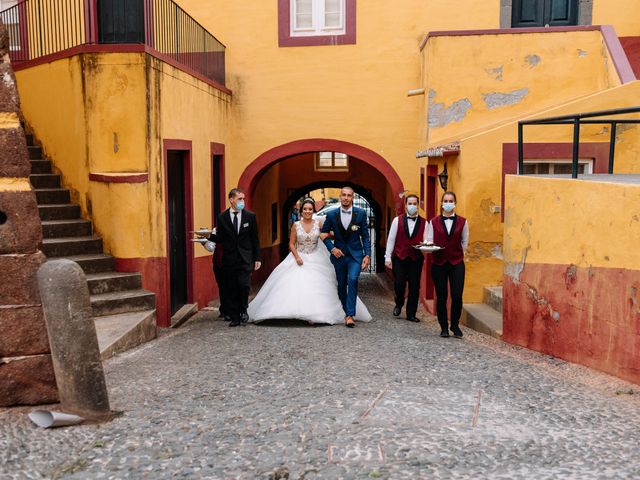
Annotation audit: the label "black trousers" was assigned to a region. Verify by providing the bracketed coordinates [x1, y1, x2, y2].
[213, 263, 227, 316]
[222, 264, 252, 322]
[392, 256, 424, 318]
[431, 261, 465, 331]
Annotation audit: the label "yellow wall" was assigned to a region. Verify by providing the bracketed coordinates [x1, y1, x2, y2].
[174, 0, 500, 200]
[504, 174, 640, 269]
[422, 30, 620, 147]
[16, 52, 231, 259]
[427, 80, 640, 301]
[593, 0, 640, 37]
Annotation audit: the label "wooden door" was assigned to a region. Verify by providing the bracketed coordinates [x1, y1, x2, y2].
[167, 151, 188, 315]
[512, 0, 578, 28]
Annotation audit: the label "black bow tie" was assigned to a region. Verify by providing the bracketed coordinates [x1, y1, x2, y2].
[443, 216, 454, 221]
[407, 217, 417, 222]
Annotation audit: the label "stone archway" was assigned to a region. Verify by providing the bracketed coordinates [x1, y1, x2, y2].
[238, 138, 405, 213]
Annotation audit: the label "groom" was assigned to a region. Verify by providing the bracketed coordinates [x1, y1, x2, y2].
[321, 186, 371, 328]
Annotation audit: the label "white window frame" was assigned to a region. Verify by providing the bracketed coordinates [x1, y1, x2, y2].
[315, 151, 349, 172]
[519, 158, 594, 175]
[291, 0, 346, 37]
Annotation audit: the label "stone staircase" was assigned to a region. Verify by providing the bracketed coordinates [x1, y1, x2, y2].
[461, 286, 503, 338]
[28, 134, 157, 359]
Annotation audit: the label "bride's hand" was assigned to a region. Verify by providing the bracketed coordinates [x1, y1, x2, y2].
[296, 257, 304, 266]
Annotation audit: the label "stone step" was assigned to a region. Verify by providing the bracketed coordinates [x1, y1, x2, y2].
[35, 188, 70, 204]
[30, 173, 60, 189]
[86, 271, 142, 295]
[25, 133, 34, 145]
[28, 145, 43, 159]
[42, 235, 103, 257]
[41, 219, 92, 238]
[461, 303, 503, 339]
[30, 159, 52, 174]
[483, 286, 503, 313]
[62, 254, 115, 274]
[91, 289, 156, 317]
[95, 310, 157, 360]
[38, 203, 81, 221]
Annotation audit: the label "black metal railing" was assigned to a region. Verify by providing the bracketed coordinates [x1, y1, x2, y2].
[0, 0, 225, 86]
[518, 106, 640, 178]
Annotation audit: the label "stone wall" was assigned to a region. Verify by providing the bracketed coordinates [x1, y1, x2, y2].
[0, 20, 58, 406]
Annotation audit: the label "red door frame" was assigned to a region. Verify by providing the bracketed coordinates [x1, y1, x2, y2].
[210, 142, 226, 226]
[163, 139, 194, 323]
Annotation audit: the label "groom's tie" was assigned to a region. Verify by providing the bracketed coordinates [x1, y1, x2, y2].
[233, 211, 239, 234]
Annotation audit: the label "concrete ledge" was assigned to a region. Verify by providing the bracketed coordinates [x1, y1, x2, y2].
[95, 310, 157, 360]
[483, 286, 503, 313]
[170, 303, 198, 329]
[462, 303, 503, 339]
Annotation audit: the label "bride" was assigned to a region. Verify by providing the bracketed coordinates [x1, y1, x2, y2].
[247, 198, 372, 324]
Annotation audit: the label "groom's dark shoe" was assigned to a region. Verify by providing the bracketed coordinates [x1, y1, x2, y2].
[229, 318, 241, 327]
[345, 316, 355, 328]
[393, 306, 402, 317]
[439, 330, 450, 338]
[406, 316, 420, 322]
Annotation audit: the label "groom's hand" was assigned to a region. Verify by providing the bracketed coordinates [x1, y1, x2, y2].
[331, 247, 344, 258]
[361, 256, 370, 271]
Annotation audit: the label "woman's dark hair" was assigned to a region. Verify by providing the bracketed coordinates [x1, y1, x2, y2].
[300, 197, 316, 213]
[441, 191, 456, 203]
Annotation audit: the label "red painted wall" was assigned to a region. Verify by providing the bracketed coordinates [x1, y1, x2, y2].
[503, 264, 640, 385]
[620, 37, 640, 80]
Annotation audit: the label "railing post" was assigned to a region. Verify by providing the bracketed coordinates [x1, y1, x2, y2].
[572, 118, 580, 179]
[608, 122, 617, 174]
[517, 122, 524, 175]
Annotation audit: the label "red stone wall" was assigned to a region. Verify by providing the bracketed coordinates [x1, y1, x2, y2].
[0, 20, 58, 406]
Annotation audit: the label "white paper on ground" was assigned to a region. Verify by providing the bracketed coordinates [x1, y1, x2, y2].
[28, 410, 84, 428]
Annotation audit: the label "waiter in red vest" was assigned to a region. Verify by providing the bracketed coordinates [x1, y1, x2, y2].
[426, 191, 469, 338]
[385, 194, 426, 322]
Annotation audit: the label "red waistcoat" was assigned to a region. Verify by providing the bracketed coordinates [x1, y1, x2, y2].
[431, 215, 466, 265]
[392, 215, 426, 261]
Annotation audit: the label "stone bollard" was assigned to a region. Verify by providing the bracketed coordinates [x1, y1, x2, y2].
[37, 259, 110, 419]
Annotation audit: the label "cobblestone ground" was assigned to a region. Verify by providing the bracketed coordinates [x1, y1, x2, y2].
[3, 274, 640, 479]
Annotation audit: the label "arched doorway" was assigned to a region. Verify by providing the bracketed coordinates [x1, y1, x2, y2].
[238, 139, 404, 280]
[281, 181, 384, 272]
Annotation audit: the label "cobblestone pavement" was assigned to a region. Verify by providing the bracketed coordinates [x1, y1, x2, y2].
[3, 274, 640, 479]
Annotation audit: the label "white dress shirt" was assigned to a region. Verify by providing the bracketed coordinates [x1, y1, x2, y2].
[425, 215, 469, 250]
[340, 207, 352, 230]
[384, 215, 420, 262]
[230, 208, 242, 234]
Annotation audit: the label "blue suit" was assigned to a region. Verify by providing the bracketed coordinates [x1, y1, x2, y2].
[321, 207, 371, 317]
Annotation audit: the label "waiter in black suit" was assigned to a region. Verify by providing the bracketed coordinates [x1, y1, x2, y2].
[208, 188, 261, 327]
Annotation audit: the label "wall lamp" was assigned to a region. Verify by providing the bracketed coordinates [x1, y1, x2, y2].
[437, 162, 448, 191]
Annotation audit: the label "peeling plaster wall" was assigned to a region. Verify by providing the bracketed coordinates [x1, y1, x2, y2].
[502, 174, 640, 384]
[423, 30, 620, 146]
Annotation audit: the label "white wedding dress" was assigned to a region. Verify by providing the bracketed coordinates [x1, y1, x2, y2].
[247, 219, 372, 324]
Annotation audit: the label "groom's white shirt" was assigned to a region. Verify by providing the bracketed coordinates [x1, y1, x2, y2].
[340, 208, 352, 230]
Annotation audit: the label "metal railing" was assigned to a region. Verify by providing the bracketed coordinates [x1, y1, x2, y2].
[0, 0, 225, 86]
[518, 106, 640, 178]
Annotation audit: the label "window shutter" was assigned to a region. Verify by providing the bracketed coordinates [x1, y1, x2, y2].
[324, 0, 343, 28]
[294, 0, 313, 29]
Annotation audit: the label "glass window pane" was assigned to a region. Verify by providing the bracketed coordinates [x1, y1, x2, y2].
[324, 12, 341, 27]
[318, 152, 332, 167]
[325, 0, 341, 12]
[296, 0, 313, 14]
[296, 13, 313, 29]
[553, 163, 572, 174]
[334, 153, 348, 167]
[522, 164, 536, 174]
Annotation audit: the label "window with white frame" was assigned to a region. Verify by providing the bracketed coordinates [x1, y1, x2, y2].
[521, 159, 593, 175]
[291, 0, 345, 37]
[315, 152, 349, 171]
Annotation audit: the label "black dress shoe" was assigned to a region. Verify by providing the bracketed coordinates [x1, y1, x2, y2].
[393, 306, 402, 317]
[439, 330, 450, 338]
[406, 316, 420, 322]
[452, 327, 463, 338]
[240, 312, 249, 323]
[229, 319, 241, 327]
[224, 316, 232, 322]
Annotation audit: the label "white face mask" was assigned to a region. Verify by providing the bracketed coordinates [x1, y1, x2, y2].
[406, 205, 418, 216]
[442, 202, 455, 213]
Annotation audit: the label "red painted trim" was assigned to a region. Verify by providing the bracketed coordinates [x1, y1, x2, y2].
[143, 0, 155, 48]
[420, 25, 635, 85]
[193, 255, 217, 309]
[237, 139, 405, 213]
[11, 44, 232, 95]
[501, 142, 610, 221]
[620, 37, 640, 79]
[163, 139, 195, 315]
[278, 0, 356, 47]
[210, 142, 226, 227]
[115, 257, 169, 327]
[601, 26, 637, 84]
[89, 172, 149, 183]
